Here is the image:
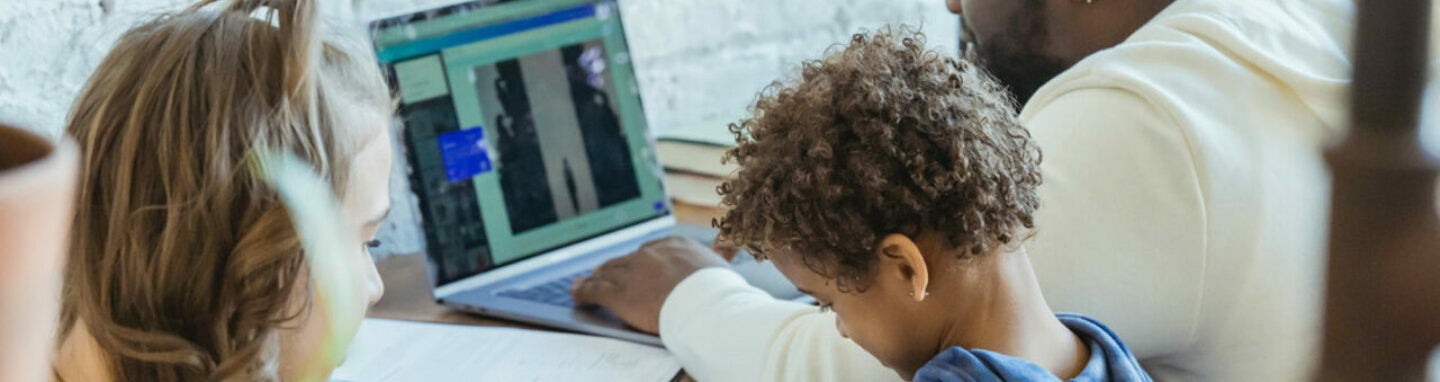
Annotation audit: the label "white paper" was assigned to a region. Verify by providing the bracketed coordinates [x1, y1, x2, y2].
[330, 318, 682, 382]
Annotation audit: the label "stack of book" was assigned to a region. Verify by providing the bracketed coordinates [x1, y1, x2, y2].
[655, 118, 738, 207]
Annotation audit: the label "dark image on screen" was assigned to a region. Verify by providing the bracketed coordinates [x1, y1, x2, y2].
[475, 39, 642, 235]
[490, 60, 559, 233]
[562, 44, 641, 208]
[397, 93, 495, 285]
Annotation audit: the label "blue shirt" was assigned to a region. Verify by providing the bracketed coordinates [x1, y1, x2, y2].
[913, 313, 1152, 382]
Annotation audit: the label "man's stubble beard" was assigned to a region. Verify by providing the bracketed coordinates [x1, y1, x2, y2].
[960, 7, 1070, 106]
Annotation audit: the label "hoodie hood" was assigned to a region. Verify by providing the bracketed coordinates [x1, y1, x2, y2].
[1023, 0, 1355, 136]
[1160, 0, 1354, 132]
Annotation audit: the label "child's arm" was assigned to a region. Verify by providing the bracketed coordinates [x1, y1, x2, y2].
[660, 269, 900, 382]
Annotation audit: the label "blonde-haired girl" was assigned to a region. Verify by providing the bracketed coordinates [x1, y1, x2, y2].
[53, 0, 393, 380]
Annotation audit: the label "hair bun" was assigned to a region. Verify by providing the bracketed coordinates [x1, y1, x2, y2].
[192, 0, 319, 107]
[269, 0, 319, 106]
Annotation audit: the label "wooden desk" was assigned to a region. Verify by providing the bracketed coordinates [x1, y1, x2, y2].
[368, 198, 725, 381]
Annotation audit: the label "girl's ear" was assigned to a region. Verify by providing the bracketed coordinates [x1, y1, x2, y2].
[877, 234, 929, 302]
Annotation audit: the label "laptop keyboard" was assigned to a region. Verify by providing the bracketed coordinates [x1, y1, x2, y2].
[497, 270, 592, 307]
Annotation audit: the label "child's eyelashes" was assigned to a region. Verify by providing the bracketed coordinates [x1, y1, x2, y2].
[364, 239, 383, 249]
[817, 302, 833, 313]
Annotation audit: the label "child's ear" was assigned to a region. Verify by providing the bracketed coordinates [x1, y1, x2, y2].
[877, 234, 929, 302]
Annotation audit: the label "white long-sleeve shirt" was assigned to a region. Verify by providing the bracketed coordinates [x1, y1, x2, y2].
[658, 1, 1355, 381]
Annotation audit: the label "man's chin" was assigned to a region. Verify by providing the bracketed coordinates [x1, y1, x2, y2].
[960, 9, 1071, 106]
[977, 48, 1068, 106]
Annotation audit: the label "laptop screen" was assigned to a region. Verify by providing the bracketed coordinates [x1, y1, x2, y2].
[372, 0, 670, 286]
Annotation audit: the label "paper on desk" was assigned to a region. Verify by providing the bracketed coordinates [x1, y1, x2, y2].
[330, 318, 683, 382]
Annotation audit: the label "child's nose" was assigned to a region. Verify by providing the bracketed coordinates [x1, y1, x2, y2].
[946, 0, 963, 15]
[363, 258, 385, 306]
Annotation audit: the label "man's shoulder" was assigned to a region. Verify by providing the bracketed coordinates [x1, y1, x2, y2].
[1017, 43, 1223, 133]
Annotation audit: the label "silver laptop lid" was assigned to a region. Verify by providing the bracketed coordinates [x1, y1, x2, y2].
[370, 0, 673, 295]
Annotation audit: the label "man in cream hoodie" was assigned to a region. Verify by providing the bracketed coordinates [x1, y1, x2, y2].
[571, 0, 1355, 380]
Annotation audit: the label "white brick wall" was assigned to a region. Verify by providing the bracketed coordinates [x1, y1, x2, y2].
[0, 0, 958, 257]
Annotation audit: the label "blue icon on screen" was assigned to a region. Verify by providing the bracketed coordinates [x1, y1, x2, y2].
[438, 127, 493, 182]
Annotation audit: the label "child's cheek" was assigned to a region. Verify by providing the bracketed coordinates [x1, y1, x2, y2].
[834, 305, 904, 369]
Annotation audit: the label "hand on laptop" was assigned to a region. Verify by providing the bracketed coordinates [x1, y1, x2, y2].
[571, 236, 728, 334]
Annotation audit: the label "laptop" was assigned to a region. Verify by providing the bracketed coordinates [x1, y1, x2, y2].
[369, 0, 802, 346]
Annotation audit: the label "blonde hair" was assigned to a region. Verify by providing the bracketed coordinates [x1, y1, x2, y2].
[60, 0, 392, 380]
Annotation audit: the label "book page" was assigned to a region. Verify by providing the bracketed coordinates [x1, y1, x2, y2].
[330, 318, 683, 382]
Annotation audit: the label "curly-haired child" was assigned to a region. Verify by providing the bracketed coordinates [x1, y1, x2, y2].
[714, 28, 1153, 382]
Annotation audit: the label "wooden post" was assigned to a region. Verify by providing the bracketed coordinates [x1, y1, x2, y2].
[1318, 0, 1440, 380]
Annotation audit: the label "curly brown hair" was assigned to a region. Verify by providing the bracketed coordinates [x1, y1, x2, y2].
[715, 27, 1042, 292]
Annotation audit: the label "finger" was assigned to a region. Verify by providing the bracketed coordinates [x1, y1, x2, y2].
[641, 235, 693, 250]
[638, 237, 671, 251]
[668, 235, 700, 246]
[570, 276, 590, 294]
[571, 275, 619, 306]
[593, 256, 630, 276]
